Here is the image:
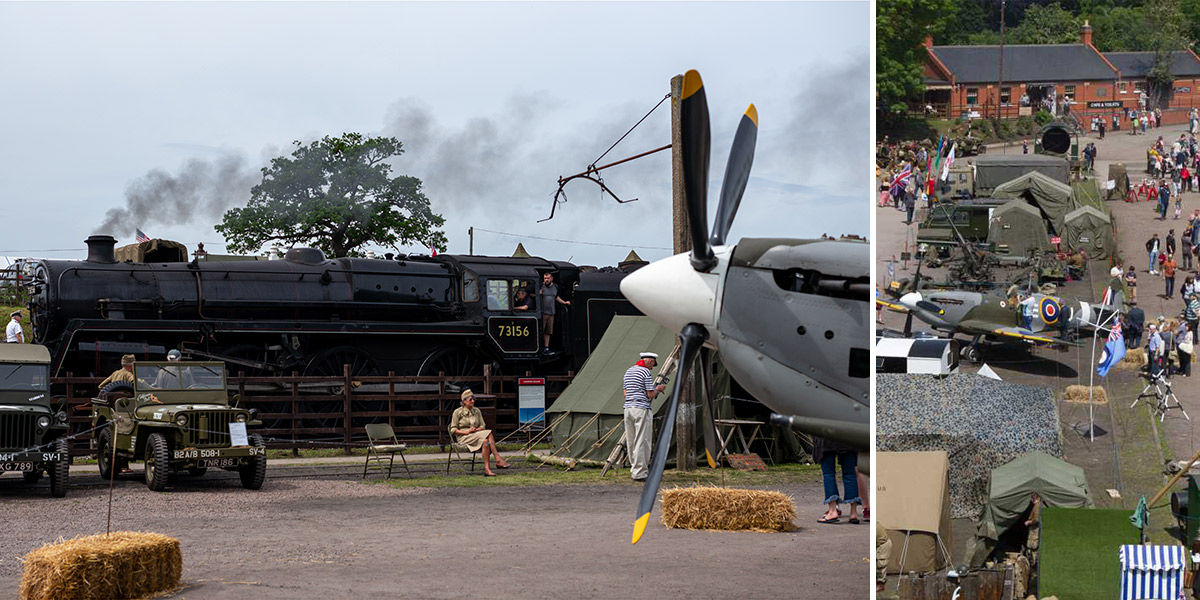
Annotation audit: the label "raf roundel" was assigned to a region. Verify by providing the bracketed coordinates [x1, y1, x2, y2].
[1039, 297, 1061, 325]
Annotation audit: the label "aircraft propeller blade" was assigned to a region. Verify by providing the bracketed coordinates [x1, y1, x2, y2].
[632, 323, 708, 544]
[710, 104, 757, 247]
[681, 70, 716, 272]
[698, 347, 720, 469]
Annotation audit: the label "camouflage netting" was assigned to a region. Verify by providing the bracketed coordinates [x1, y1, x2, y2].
[877, 374, 1063, 519]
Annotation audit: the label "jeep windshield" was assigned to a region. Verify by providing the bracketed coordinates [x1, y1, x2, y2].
[0, 364, 47, 390]
[135, 365, 225, 391]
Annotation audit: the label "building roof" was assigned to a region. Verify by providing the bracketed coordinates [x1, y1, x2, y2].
[1104, 51, 1200, 78]
[931, 44, 1116, 83]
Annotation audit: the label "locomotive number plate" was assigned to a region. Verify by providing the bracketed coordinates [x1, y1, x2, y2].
[488, 317, 539, 353]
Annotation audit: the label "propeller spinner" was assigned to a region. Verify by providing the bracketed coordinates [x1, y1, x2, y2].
[623, 69, 759, 544]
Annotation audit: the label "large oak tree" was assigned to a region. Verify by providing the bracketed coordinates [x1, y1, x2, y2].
[217, 133, 447, 258]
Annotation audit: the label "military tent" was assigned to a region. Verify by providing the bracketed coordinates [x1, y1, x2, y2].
[878, 451, 953, 574]
[991, 171, 1077, 234]
[973, 154, 1070, 196]
[987, 200, 1050, 257]
[967, 451, 1094, 565]
[1063, 205, 1115, 260]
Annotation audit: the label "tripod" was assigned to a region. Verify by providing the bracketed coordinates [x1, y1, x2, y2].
[1132, 366, 1190, 422]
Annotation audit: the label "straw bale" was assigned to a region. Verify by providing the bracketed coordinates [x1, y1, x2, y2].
[1063, 385, 1108, 405]
[1119, 348, 1147, 369]
[20, 531, 182, 600]
[660, 486, 796, 533]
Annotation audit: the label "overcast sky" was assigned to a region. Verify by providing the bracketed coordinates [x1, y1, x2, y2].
[0, 1, 868, 267]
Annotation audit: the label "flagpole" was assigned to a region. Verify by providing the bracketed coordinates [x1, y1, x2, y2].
[1088, 309, 1121, 442]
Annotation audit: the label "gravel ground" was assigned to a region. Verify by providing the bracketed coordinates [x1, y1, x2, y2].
[0, 465, 870, 598]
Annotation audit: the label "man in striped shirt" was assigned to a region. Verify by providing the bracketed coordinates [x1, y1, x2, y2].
[623, 351, 667, 482]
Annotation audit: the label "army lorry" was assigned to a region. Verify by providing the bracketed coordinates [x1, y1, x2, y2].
[91, 361, 266, 491]
[917, 199, 1008, 250]
[0, 344, 70, 497]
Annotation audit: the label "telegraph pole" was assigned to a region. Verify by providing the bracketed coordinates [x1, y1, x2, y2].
[670, 73, 697, 471]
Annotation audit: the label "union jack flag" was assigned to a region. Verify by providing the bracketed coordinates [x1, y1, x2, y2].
[889, 163, 912, 197]
[135, 229, 150, 243]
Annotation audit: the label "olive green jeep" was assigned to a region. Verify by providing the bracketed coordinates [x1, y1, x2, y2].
[91, 361, 266, 491]
[0, 344, 70, 497]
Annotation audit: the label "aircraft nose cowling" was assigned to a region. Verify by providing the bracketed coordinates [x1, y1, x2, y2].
[620, 252, 720, 335]
[899, 291, 922, 311]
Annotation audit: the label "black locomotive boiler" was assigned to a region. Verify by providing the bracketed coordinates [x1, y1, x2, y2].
[28, 236, 642, 386]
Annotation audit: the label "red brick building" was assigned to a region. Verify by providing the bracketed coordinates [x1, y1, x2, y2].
[921, 22, 1200, 127]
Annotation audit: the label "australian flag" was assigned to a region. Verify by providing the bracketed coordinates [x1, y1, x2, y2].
[1097, 316, 1126, 377]
[135, 229, 150, 243]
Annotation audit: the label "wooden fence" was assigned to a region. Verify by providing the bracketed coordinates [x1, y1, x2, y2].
[53, 365, 573, 457]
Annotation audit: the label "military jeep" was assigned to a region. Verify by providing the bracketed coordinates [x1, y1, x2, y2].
[91, 361, 266, 491]
[0, 344, 70, 497]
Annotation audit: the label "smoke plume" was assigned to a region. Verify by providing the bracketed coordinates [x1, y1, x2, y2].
[94, 153, 258, 238]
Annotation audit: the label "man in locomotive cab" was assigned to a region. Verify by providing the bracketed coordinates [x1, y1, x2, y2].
[514, 287, 535, 311]
[540, 272, 570, 353]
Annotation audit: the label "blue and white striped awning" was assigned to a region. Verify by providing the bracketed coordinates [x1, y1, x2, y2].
[1119, 544, 1186, 600]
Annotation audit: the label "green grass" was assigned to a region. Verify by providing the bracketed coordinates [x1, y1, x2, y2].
[262, 442, 547, 460]
[371, 461, 823, 489]
[1038, 507, 1139, 600]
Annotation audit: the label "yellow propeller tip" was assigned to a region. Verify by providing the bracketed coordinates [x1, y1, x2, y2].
[683, 70, 704, 99]
[745, 104, 758, 127]
[705, 450, 718, 469]
[632, 512, 651, 544]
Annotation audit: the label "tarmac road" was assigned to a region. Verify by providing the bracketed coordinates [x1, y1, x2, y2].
[0, 459, 870, 598]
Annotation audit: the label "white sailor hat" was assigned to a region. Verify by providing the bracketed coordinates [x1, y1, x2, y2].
[639, 352, 659, 360]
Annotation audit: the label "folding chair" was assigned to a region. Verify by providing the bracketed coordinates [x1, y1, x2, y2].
[362, 423, 411, 479]
[445, 431, 479, 473]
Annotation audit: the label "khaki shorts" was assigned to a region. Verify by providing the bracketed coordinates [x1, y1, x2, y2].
[542, 313, 555, 335]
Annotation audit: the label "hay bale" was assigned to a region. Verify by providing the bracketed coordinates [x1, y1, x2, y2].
[1063, 385, 1108, 405]
[20, 531, 181, 600]
[660, 486, 796, 533]
[1119, 348, 1147, 369]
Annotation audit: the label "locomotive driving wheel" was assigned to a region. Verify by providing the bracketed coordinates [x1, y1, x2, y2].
[303, 346, 382, 429]
[416, 346, 487, 431]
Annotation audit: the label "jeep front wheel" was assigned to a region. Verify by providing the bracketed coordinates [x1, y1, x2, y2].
[144, 433, 171, 491]
[97, 427, 127, 480]
[48, 438, 69, 498]
[238, 433, 266, 490]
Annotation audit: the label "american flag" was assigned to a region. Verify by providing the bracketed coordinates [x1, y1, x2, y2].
[135, 229, 150, 243]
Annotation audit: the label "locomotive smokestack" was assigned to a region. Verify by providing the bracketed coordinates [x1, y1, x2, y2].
[85, 235, 117, 264]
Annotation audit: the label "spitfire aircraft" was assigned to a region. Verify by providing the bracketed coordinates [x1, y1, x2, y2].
[879, 287, 1104, 362]
[619, 70, 870, 544]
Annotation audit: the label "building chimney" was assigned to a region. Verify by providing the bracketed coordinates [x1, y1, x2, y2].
[85, 235, 117, 264]
[1081, 20, 1093, 47]
[924, 34, 934, 49]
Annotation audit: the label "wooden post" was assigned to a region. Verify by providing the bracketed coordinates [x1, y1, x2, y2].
[343, 363, 353, 454]
[670, 73, 697, 471]
[290, 371, 299, 456]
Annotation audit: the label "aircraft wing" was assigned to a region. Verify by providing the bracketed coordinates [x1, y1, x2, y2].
[957, 319, 1079, 346]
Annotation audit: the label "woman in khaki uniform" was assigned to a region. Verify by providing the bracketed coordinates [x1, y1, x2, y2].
[449, 389, 510, 476]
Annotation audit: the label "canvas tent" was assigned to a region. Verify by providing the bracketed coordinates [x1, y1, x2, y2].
[967, 451, 1094, 565]
[991, 171, 1076, 234]
[974, 154, 1070, 196]
[987, 200, 1050, 257]
[1063, 205, 1115, 259]
[878, 451, 953, 574]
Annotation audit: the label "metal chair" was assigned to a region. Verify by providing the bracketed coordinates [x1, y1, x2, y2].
[445, 431, 479, 473]
[362, 423, 410, 479]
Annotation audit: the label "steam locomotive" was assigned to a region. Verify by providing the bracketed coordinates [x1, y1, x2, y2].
[27, 236, 643, 384]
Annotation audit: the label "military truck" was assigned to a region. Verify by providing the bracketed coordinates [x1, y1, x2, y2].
[916, 199, 1008, 250]
[0, 344, 70, 497]
[91, 361, 266, 491]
